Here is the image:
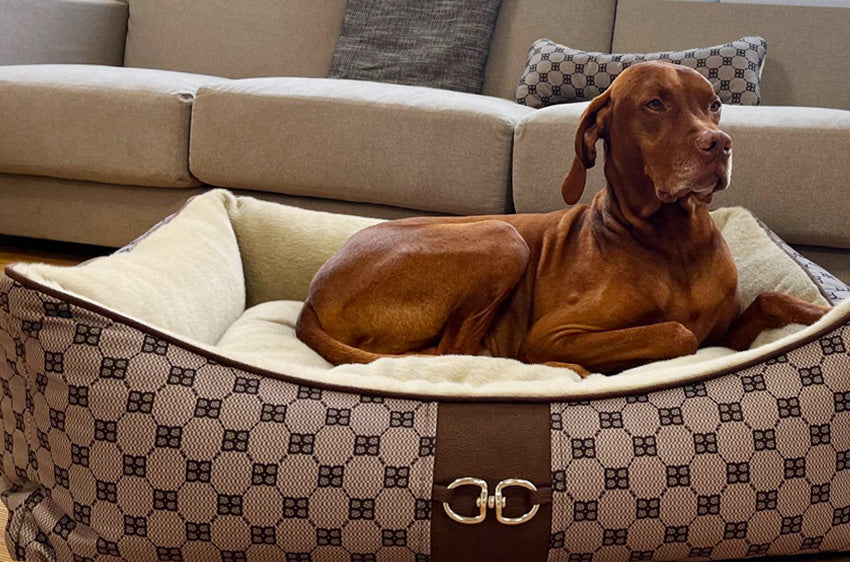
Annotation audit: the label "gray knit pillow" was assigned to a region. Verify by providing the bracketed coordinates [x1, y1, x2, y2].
[516, 36, 767, 108]
[329, 0, 503, 94]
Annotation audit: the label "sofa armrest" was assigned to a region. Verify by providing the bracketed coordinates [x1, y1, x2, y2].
[0, 0, 128, 66]
[513, 103, 850, 249]
[712, 105, 850, 248]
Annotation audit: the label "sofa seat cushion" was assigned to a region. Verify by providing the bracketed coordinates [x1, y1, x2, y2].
[190, 77, 534, 215]
[0, 64, 226, 187]
[513, 102, 850, 248]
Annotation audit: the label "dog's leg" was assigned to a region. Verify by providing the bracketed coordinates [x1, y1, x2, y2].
[720, 292, 830, 351]
[436, 304, 504, 356]
[520, 319, 699, 374]
[435, 269, 528, 356]
[542, 361, 593, 378]
[301, 219, 530, 364]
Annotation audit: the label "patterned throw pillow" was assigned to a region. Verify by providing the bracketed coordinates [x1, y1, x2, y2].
[329, 0, 504, 94]
[516, 36, 767, 108]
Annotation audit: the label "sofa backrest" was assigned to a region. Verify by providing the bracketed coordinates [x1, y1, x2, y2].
[123, 0, 348, 78]
[481, 0, 617, 100]
[613, 0, 850, 110]
[122, 0, 617, 100]
[122, 0, 848, 110]
[1, 0, 128, 67]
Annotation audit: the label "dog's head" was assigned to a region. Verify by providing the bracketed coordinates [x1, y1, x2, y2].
[562, 61, 732, 209]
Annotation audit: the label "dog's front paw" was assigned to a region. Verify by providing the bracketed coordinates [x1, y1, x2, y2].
[544, 361, 592, 378]
[806, 304, 831, 324]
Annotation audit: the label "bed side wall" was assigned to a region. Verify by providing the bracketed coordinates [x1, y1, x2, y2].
[0, 273, 438, 560]
[227, 195, 381, 307]
[13, 190, 245, 346]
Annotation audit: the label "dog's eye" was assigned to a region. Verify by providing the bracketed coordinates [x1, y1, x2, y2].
[645, 99, 665, 112]
[710, 100, 721, 112]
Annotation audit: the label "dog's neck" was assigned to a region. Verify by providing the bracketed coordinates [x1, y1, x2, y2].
[593, 162, 716, 254]
[601, 153, 666, 220]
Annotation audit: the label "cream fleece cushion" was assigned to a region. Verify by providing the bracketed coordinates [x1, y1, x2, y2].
[12, 190, 842, 400]
[19, 191, 245, 345]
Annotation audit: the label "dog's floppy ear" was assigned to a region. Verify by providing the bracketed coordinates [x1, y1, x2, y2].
[562, 89, 612, 205]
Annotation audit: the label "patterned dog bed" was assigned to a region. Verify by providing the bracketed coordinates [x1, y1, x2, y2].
[1, 190, 849, 562]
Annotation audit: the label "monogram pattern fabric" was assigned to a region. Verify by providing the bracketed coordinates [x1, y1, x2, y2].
[517, 37, 767, 109]
[550, 325, 850, 561]
[0, 275, 437, 562]
[2, 231, 848, 561]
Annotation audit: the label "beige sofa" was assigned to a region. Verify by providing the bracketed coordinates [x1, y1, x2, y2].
[0, 0, 848, 278]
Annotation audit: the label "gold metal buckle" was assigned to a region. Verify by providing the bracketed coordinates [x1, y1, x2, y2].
[442, 477, 540, 525]
[443, 477, 488, 525]
[494, 478, 539, 525]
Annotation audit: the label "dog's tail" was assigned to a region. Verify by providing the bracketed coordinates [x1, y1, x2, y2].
[296, 302, 387, 365]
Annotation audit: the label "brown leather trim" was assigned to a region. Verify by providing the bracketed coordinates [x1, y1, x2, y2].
[431, 403, 552, 562]
[5, 265, 850, 402]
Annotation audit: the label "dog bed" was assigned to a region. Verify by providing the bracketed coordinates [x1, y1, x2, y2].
[1, 189, 849, 562]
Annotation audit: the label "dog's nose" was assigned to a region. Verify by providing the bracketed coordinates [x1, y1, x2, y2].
[696, 130, 732, 159]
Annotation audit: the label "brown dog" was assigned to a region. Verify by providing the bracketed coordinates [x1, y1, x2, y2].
[296, 61, 829, 376]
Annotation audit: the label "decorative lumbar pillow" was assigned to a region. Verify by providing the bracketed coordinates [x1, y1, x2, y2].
[516, 36, 767, 108]
[328, 0, 504, 94]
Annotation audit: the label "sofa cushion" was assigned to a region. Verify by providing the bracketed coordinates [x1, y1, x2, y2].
[328, 0, 503, 94]
[512, 102, 850, 247]
[516, 36, 767, 108]
[190, 77, 534, 215]
[612, 0, 850, 110]
[0, 64, 225, 187]
[123, 0, 348, 79]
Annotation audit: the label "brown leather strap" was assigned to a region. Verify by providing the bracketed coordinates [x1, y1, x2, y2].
[431, 403, 551, 562]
